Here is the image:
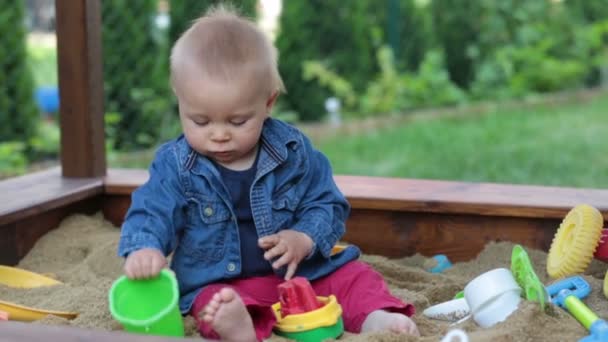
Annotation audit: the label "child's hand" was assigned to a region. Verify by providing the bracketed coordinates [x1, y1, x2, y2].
[258, 230, 313, 280]
[124, 248, 167, 279]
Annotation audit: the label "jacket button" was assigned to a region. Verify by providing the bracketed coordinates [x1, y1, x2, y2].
[204, 207, 214, 216]
[227, 263, 236, 272]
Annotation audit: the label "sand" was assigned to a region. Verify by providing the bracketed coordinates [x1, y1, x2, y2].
[2, 213, 607, 341]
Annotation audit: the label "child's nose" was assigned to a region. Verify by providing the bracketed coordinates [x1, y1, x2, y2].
[210, 127, 230, 142]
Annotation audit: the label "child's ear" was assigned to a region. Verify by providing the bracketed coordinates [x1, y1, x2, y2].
[266, 91, 279, 114]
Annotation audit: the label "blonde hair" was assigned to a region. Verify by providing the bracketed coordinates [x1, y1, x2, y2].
[170, 4, 285, 97]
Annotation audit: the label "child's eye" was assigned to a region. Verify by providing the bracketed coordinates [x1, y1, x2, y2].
[230, 119, 247, 126]
[193, 120, 208, 126]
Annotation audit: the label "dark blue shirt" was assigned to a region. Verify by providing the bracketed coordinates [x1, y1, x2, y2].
[214, 153, 273, 277]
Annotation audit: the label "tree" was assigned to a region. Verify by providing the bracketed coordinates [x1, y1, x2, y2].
[430, 0, 480, 89]
[276, 0, 429, 121]
[564, 0, 608, 86]
[368, 0, 431, 73]
[469, 0, 593, 96]
[565, 0, 608, 23]
[0, 1, 38, 145]
[102, 0, 168, 150]
[276, 1, 379, 121]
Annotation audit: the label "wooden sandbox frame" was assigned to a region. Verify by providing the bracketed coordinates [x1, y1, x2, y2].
[1, 1, 607, 341]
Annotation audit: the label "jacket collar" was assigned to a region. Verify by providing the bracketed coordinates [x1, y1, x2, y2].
[259, 118, 299, 164]
[180, 118, 299, 172]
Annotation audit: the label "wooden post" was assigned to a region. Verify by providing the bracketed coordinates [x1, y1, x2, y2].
[55, 0, 106, 177]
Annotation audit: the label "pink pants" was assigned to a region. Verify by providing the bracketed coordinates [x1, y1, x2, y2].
[190, 261, 415, 341]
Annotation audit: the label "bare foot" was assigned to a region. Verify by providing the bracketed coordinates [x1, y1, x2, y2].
[201, 288, 256, 342]
[361, 310, 420, 336]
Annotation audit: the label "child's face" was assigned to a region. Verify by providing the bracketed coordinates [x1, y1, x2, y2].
[176, 76, 276, 169]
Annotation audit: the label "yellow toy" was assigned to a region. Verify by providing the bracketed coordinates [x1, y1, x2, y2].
[331, 244, 347, 255]
[546, 204, 604, 279]
[0, 265, 62, 287]
[272, 277, 344, 341]
[546, 204, 608, 299]
[272, 295, 343, 341]
[0, 265, 78, 321]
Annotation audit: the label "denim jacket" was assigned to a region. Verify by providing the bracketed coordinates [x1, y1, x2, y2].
[118, 118, 360, 313]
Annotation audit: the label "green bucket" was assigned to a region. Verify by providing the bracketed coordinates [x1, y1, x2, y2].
[109, 269, 184, 337]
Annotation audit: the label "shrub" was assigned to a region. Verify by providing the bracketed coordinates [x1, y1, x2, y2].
[102, 0, 170, 150]
[429, 0, 480, 89]
[565, 0, 608, 23]
[361, 47, 466, 115]
[277, 0, 430, 121]
[469, 0, 601, 98]
[303, 46, 466, 117]
[276, 1, 378, 121]
[0, 1, 38, 145]
[0, 142, 27, 177]
[365, 0, 431, 73]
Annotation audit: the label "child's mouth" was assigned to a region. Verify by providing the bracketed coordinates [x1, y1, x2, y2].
[213, 151, 233, 160]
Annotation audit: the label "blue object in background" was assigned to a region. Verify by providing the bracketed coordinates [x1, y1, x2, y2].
[34, 86, 60, 114]
[428, 254, 453, 273]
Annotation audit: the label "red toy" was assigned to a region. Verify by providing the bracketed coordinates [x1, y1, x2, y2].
[272, 277, 344, 341]
[278, 277, 322, 316]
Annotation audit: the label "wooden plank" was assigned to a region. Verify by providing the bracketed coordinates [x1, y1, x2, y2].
[0, 168, 103, 226]
[0, 224, 17, 265]
[338, 175, 608, 219]
[104, 169, 608, 220]
[0, 321, 199, 342]
[55, 0, 106, 177]
[102, 195, 558, 261]
[344, 209, 558, 261]
[104, 168, 150, 195]
[0, 197, 101, 265]
[0, 169, 594, 337]
[102, 194, 132, 227]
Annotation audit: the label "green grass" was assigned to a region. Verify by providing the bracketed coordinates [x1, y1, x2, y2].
[110, 92, 608, 189]
[318, 94, 608, 189]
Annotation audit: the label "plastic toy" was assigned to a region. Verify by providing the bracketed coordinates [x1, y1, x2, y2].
[546, 276, 608, 342]
[272, 277, 343, 341]
[330, 244, 347, 255]
[440, 329, 469, 342]
[546, 204, 604, 279]
[422, 297, 469, 322]
[424, 245, 547, 325]
[0, 265, 78, 321]
[109, 269, 184, 337]
[425, 254, 453, 273]
[0, 300, 78, 322]
[511, 244, 548, 310]
[0, 265, 62, 287]
[34, 86, 60, 114]
[464, 268, 522, 327]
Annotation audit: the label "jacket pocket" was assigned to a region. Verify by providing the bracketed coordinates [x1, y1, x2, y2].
[181, 195, 231, 262]
[271, 186, 298, 230]
[191, 195, 232, 224]
[271, 185, 298, 211]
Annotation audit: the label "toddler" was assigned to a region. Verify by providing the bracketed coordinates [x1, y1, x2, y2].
[118, 5, 418, 341]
